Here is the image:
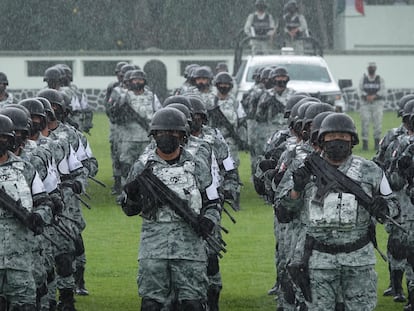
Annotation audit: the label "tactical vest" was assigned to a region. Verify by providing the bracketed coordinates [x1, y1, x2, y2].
[362, 75, 381, 96]
[285, 14, 301, 30]
[252, 13, 271, 35]
[308, 157, 371, 230]
[151, 161, 202, 222]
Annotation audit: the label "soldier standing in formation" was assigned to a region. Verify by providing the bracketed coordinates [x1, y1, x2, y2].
[359, 62, 386, 151]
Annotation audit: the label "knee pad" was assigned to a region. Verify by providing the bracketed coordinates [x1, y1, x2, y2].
[55, 253, 74, 277]
[140, 298, 162, 311]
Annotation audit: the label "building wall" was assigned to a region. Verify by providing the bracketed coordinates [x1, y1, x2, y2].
[339, 5, 414, 51]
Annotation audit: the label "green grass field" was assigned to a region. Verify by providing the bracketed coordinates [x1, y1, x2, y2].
[75, 111, 403, 310]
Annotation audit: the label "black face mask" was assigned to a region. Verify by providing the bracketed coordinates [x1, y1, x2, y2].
[217, 86, 231, 95]
[155, 135, 180, 154]
[324, 140, 351, 162]
[368, 69, 376, 75]
[276, 80, 288, 88]
[130, 82, 145, 91]
[196, 83, 209, 92]
[0, 144, 8, 157]
[0, 84, 6, 93]
[31, 122, 43, 136]
[264, 80, 274, 89]
[14, 133, 27, 151]
[191, 120, 203, 133]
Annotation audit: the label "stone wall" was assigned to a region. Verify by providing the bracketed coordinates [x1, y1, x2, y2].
[10, 87, 414, 113]
[342, 88, 414, 112]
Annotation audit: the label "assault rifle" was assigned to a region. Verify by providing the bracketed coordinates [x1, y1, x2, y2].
[0, 186, 36, 231]
[304, 152, 405, 232]
[118, 94, 150, 132]
[209, 98, 248, 151]
[0, 187, 78, 249]
[136, 168, 227, 258]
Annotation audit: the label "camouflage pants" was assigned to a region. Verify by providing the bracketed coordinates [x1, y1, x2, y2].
[0, 269, 36, 307]
[360, 101, 384, 141]
[109, 124, 122, 178]
[138, 259, 208, 304]
[308, 265, 377, 311]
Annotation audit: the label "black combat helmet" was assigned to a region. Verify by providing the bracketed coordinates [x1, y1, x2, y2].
[36, 97, 56, 122]
[128, 70, 147, 82]
[149, 107, 188, 135]
[193, 66, 214, 80]
[0, 107, 30, 134]
[302, 102, 334, 131]
[214, 72, 233, 86]
[284, 94, 310, 119]
[310, 111, 334, 146]
[43, 67, 62, 84]
[19, 98, 48, 134]
[0, 72, 9, 85]
[115, 61, 128, 74]
[163, 96, 193, 112]
[0, 114, 15, 153]
[318, 113, 359, 146]
[398, 94, 414, 117]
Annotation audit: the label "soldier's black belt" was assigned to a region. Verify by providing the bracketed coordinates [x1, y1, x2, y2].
[308, 234, 370, 254]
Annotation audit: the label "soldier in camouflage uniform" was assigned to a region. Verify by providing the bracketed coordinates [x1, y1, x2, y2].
[240, 67, 265, 175]
[243, 0, 276, 55]
[183, 66, 216, 111]
[109, 69, 159, 189]
[0, 103, 60, 311]
[173, 64, 199, 96]
[0, 72, 16, 108]
[122, 108, 221, 311]
[0, 114, 53, 310]
[254, 67, 295, 169]
[359, 62, 386, 151]
[58, 64, 94, 134]
[278, 113, 400, 310]
[105, 63, 135, 195]
[188, 95, 240, 311]
[381, 100, 414, 308]
[37, 89, 87, 311]
[208, 72, 245, 211]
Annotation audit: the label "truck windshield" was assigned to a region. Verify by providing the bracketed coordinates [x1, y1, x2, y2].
[247, 63, 332, 83]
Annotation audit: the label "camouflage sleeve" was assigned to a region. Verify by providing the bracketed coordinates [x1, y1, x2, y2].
[24, 162, 53, 225]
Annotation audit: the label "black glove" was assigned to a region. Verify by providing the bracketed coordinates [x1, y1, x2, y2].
[397, 155, 412, 171]
[28, 213, 45, 235]
[292, 166, 311, 193]
[50, 196, 64, 216]
[369, 196, 389, 223]
[71, 180, 83, 194]
[198, 216, 215, 238]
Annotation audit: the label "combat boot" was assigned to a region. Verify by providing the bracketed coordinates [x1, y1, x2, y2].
[393, 270, 406, 302]
[57, 289, 76, 311]
[207, 287, 220, 311]
[362, 140, 368, 151]
[404, 290, 414, 311]
[74, 267, 89, 296]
